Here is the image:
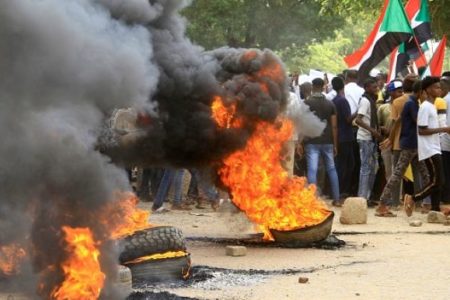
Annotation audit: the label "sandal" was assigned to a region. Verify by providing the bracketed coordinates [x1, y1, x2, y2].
[375, 211, 397, 217]
[404, 194, 415, 217]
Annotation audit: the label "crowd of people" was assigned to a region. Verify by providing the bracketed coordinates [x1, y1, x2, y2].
[128, 69, 450, 219]
[288, 69, 450, 218]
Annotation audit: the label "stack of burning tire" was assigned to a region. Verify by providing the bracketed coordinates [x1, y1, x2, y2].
[119, 226, 191, 287]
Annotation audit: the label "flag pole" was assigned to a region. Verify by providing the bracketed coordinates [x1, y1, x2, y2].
[412, 34, 426, 58]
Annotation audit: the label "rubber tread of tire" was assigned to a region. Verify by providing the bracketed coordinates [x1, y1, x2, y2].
[119, 226, 186, 264]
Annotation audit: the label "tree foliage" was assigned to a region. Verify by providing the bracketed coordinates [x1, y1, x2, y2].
[182, 0, 345, 50]
[317, 0, 450, 42]
[278, 17, 375, 74]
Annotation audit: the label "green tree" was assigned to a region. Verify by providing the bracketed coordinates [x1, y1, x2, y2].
[317, 0, 450, 42]
[182, 0, 345, 50]
[278, 16, 376, 74]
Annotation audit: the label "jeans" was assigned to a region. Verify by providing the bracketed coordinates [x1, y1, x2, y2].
[152, 169, 185, 210]
[190, 168, 219, 201]
[357, 140, 378, 201]
[390, 150, 402, 206]
[187, 169, 199, 199]
[305, 144, 340, 201]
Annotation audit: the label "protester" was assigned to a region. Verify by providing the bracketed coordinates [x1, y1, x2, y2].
[384, 75, 417, 207]
[440, 76, 450, 202]
[302, 78, 340, 205]
[376, 80, 429, 217]
[332, 77, 355, 200]
[344, 70, 365, 195]
[377, 80, 402, 182]
[403, 76, 450, 216]
[300, 82, 312, 101]
[376, 72, 388, 107]
[355, 78, 382, 205]
[344, 70, 365, 115]
[281, 91, 301, 177]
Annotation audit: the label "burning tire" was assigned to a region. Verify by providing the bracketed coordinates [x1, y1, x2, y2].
[119, 226, 186, 265]
[127, 255, 191, 287]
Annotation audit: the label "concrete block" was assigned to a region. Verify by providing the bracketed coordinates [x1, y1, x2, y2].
[225, 245, 247, 257]
[339, 197, 367, 225]
[427, 211, 446, 224]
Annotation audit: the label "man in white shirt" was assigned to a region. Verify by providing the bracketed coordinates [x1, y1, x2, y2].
[344, 70, 365, 115]
[404, 76, 450, 215]
[344, 70, 365, 196]
[440, 76, 450, 202]
[354, 78, 383, 204]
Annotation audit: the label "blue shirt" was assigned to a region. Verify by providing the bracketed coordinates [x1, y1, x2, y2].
[400, 96, 419, 150]
[332, 94, 354, 142]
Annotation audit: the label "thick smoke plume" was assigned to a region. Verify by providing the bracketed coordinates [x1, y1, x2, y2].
[0, 0, 323, 298]
[0, 0, 155, 297]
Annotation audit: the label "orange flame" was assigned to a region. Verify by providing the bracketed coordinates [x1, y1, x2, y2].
[105, 192, 153, 239]
[211, 96, 242, 129]
[51, 227, 105, 300]
[213, 96, 330, 240]
[124, 251, 187, 265]
[0, 244, 26, 276]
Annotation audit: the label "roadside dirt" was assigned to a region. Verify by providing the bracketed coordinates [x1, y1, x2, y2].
[139, 200, 450, 300]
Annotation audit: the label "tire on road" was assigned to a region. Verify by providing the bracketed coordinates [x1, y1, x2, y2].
[119, 226, 186, 265]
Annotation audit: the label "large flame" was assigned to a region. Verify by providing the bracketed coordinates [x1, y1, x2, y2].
[51, 227, 105, 300]
[213, 50, 330, 240]
[105, 192, 153, 239]
[0, 244, 26, 276]
[217, 117, 330, 239]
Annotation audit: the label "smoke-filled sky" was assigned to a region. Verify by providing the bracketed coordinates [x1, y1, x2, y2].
[0, 0, 323, 298]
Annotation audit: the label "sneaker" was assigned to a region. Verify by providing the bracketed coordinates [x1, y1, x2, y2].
[152, 206, 170, 213]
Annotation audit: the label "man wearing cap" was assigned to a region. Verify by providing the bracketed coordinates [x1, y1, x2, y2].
[378, 80, 403, 183]
[403, 76, 450, 216]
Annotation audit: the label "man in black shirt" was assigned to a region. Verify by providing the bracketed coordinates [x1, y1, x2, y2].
[301, 78, 340, 205]
[332, 77, 355, 201]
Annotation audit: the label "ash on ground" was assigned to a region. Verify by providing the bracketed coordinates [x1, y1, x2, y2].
[132, 265, 311, 292]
